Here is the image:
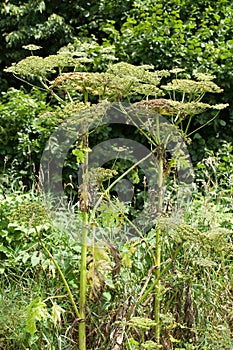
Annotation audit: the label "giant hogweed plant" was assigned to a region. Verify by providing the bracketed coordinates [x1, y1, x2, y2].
[5, 45, 228, 349]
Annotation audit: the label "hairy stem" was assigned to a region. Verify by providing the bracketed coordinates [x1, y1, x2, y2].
[154, 114, 163, 344]
[79, 211, 88, 350]
[78, 133, 89, 350]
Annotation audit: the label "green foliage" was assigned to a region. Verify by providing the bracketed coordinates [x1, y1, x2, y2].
[108, 0, 233, 80]
[25, 297, 48, 337]
[0, 188, 83, 348]
[102, 0, 233, 150]
[0, 0, 131, 90]
[0, 190, 50, 274]
[0, 87, 56, 184]
[4, 52, 228, 196]
[0, 186, 232, 348]
[195, 140, 233, 200]
[1, 0, 233, 155]
[0, 289, 26, 348]
[0, 0, 73, 84]
[1, 37, 232, 349]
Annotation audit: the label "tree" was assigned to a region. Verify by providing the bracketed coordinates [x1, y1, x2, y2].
[0, 0, 133, 90]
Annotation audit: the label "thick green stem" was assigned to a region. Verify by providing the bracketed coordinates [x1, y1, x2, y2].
[154, 227, 161, 343]
[154, 115, 163, 345]
[78, 134, 89, 350]
[84, 90, 88, 104]
[79, 211, 88, 350]
[185, 114, 193, 134]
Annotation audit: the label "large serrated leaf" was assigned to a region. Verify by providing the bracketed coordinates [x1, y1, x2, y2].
[25, 298, 48, 337]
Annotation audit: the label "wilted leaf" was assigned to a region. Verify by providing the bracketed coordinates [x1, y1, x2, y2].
[51, 302, 65, 327]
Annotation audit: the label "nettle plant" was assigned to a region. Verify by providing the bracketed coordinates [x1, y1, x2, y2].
[5, 44, 228, 349]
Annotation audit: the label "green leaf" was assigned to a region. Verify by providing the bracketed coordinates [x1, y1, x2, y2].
[219, 119, 226, 126]
[130, 168, 140, 184]
[31, 251, 41, 267]
[72, 148, 85, 163]
[25, 298, 48, 337]
[0, 244, 10, 254]
[93, 246, 110, 263]
[103, 291, 111, 302]
[22, 252, 30, 264]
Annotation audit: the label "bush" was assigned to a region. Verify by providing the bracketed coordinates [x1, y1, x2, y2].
[0, 87, 59, 186]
